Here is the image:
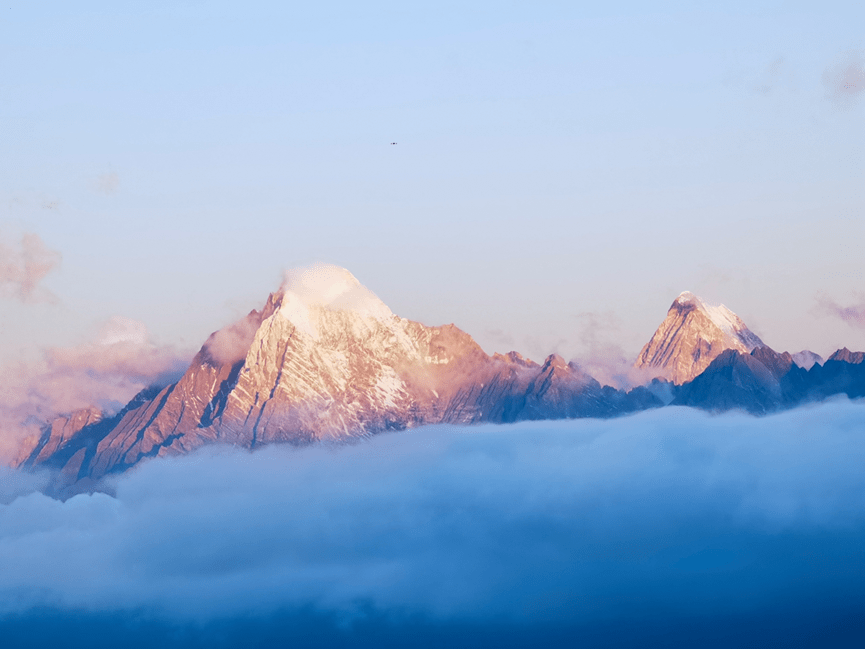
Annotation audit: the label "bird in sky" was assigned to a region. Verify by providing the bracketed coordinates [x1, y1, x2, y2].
[390, 142, 397, 145]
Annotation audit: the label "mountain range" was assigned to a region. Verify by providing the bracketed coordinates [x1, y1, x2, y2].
[17, 267, 865, 495]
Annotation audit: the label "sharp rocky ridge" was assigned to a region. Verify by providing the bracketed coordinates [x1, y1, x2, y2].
[634, 291, 766, 384]
[20, 266, 657, 493]
[19, 272, 865, 495]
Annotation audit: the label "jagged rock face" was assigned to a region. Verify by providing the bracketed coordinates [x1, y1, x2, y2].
[750, 346, 795, 379]
[828, 348, 865, 364]
[674, 346, 807, 415]
[674, 345, 865, 415]
[24, 266, 658, 490]
[808, 352, 865, 399]
[635, 292, 765, 385]
[209, 292, 504, 443]
[674, 349, 783, 415]
[23, 267, 865, 493]
[23, 407, 102, 466]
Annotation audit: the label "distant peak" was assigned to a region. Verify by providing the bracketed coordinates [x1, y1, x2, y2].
[828, 348, 865, 364]
[791, 350, 823, 369]
[541, 353, 569, 371]
[671, 292, 762, 345]
[636, 291, 765, 384]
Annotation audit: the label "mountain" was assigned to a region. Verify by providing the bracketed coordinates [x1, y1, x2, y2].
[634, 291, 765, 384]
[827, 348, 865, 364]
[791, 350, 823, 370]
[20, 273, 865, 493]
[807, 350, 865, 399]
[19, 406, 102, 466]
[674, 345, 865, 414]
[673, 347, 806, 414]
[21, 266, 659, 493]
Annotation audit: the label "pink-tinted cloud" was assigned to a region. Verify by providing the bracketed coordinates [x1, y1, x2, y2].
[816, 294, 865, 329]
[823, 50, 865, 110]
[202, 311, 262, 366]
[0, 318, 190, 464]
[0, 233, 61, 303]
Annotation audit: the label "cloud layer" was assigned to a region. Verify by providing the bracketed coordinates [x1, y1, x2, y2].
[2, 402, 865, 645]
[0, 317, 189, 462]
[0, 233, 61, 303]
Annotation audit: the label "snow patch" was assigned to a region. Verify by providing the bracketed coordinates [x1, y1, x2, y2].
[277, 292, 317, 338]
[281, 265, 393, 318]
[277, 264, 396, 339]
[676, 291, 764, 351]
[792, 350, 824, 370]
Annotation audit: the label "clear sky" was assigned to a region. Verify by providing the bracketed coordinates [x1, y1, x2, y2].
[1, 0, 864, 372]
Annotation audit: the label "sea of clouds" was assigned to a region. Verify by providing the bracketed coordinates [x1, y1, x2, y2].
[2, 401, 865, 647]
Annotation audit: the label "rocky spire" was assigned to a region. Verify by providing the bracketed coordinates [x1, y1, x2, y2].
[634, 291, 764, 384]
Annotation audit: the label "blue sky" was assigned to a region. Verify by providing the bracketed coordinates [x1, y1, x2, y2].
[1, 0, 864, 367]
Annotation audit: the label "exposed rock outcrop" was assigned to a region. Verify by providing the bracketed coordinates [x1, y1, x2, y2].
[635, 291, 764, 384]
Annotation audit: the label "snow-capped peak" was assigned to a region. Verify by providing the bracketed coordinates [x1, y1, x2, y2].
[792, 350, 824, 370]
[635, 291, 766, 384]
[674, 291, 762, 351]
[276, 264, 395, 338]
[675, 290, 699, 305]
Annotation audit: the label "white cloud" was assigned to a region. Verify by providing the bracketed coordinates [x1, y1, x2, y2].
[1, 400, 864, 640]
[0, 319, 189, 463]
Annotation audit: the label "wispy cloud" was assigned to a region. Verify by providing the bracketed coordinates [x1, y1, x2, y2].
[815, 293, 865, 329]
[0, 233, 61, 303]
[566, 311, 647, 388]
[202, 311, 261, 365]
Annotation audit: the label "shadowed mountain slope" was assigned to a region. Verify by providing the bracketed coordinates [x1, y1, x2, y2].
[674, 345, 865, 414]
